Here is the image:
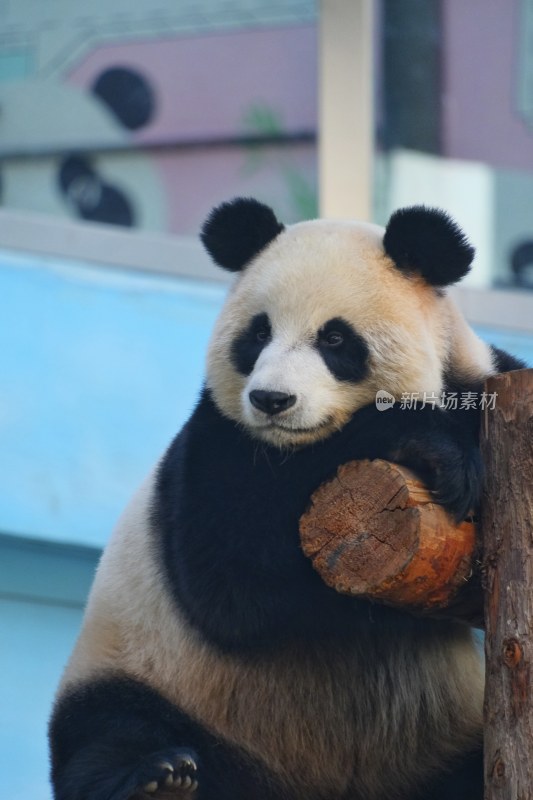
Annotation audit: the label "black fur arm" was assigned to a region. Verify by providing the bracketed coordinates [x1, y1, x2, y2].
[154, 390, 481, 653]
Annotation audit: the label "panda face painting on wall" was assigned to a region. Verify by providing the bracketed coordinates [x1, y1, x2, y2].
[49, 198, 525, 800]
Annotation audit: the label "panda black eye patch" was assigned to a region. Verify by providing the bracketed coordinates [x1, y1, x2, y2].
[316, 317, 369, 382]
[231, 312, 272, 375]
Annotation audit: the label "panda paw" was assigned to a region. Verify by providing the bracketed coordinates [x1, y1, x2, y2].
[390, 436, 482, 523]
[136, 749, 199, 797]
[430, 446, 482, 524]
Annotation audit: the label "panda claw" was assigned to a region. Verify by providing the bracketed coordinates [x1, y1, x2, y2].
[139, 750, 198, 796]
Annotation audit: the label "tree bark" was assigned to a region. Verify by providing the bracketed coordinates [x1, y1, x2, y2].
[300, 458, 482, 624]
[481, 369, 533, 799]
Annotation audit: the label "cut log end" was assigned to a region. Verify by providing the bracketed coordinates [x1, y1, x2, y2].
[300, 459, 480, 620]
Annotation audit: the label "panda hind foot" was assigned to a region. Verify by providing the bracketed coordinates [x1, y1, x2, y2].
[138, 748, 198, 797]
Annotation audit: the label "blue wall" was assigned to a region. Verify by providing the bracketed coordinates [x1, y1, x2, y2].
[0, 250, 227, 549]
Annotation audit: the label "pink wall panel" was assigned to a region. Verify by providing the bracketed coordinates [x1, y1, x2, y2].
[442, 0, 533, 170]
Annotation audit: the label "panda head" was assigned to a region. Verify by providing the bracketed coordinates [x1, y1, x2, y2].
[201, 197, 478, 448]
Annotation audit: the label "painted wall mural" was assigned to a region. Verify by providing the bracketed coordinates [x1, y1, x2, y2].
[1, 0, 533, 288]
[0, 1, 318, 233]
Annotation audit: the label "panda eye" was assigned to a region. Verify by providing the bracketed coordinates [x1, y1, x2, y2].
[321, 330, 344, 348]
[255, 326, 271, 343]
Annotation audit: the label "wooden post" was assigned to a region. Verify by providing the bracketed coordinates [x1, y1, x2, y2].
[481, 369, 533, 799]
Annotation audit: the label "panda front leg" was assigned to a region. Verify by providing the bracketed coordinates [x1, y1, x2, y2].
[332, 401, 483, 522]
[54, 742, 199, 800]
[50, 675, 286, 800]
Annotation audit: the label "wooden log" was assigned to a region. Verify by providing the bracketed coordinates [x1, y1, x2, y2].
[481, 369, 533, 799]
[300, 458, 483, 624]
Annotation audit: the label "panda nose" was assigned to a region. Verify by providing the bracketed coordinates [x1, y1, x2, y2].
[249, 390, 297, 416]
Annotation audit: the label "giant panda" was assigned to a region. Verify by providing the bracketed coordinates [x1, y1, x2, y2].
[49, 198, 525, 800]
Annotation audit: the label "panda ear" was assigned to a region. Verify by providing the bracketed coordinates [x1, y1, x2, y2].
[200, 197, 285, 272]
[383, 206, 475, 287]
